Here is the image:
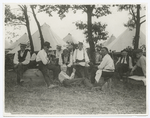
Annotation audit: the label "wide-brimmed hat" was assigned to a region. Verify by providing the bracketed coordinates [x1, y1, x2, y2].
[44, 41, 51, 48]
[20, 42, 27, 47]
[78, 41, 83, 45]
[57, 44, 62, 47]
[134, 49, 143, 54]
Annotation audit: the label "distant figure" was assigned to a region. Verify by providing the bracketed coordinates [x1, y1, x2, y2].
[58, 65, 84, 87]
[59, 49, 73, 76]
[73, 42, 93, 88]
[55, 45, 63, 65]
[91, 47, 115, 89]
[115, 49, 133, 81]
[13, 42, 30, 86]
[36, 42, 59, 88]
[67, 44, 74, 58]
[130, 49, 146, 77]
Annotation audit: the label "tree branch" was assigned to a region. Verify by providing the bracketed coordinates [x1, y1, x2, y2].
[140, 15, 146, 19]
[140, 20, 146, 25]
[18, 5, 24, 11]
[130, 7, 137, 23]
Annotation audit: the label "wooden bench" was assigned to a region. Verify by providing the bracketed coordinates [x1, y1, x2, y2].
[128, 76, 146, 86]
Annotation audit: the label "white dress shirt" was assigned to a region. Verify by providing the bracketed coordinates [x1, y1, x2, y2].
[58, 71, 75, 83]
[73, 48, 89, 63]
[30, 53, 37, 61]
[59, 54, 73, 67]
[36, 49, 49, 65]
[136, 55, 146, 77]
[13, 50, 30, 65]
[98, 54, 115, 72]
[56, 50, 63, 59]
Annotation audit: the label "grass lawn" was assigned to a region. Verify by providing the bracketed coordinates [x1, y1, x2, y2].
[4, 69, 146, 115]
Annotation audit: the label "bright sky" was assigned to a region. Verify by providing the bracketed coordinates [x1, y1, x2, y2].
[5, 4, 146, 45]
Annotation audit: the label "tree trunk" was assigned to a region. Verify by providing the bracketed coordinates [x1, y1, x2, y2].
[134, 4, 141, 50]
[86, 5, 95, 63]
[31, 5, 44, 49]
[23, 5, 34, 52]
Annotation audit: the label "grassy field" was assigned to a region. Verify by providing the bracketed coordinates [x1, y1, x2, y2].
[4, 69, 146, 115]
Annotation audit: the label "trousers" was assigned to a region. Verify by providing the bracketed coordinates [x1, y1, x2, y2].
[73, 65, 93, 88]
[38, 61, 60, 86]
[15, 64, 28, 84]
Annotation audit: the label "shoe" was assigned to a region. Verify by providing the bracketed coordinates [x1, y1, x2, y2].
[48, 84, 58, 89]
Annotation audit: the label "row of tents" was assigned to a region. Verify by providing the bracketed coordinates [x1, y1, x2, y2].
[5, 23, 146, 54]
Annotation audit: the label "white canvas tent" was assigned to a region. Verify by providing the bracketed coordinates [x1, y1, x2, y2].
[5, 40, 10, 49]
[103, 35, 116, 46]
[32, 23, 66, 51]
[9, 33, 29, 49]
[63, 33, 78, 44]
[8, 33, 29, 54]
[8, 23, 66, 54]
[107, 28, 146, 52]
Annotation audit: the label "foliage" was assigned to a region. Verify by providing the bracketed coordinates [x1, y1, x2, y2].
[5, 4, 34, 52]
[5, 5, 26, 26]
[75, 21, 108, 43]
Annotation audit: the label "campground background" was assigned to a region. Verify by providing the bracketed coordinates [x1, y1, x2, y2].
[1, 0, 150, 117]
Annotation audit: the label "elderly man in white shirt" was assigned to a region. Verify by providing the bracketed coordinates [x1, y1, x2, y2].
[73, 42, 93, 88]
[59, 65, 84, 87]
[13, 42, 30, 86]
[36, 42, 59, 88]
[91, 47, 115, 89]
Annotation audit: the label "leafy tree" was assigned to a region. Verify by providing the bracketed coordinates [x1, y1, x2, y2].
[5, 4, 34, 52]
[117, 4, 146, 49]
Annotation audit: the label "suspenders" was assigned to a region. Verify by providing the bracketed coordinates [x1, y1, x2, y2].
[75, 49, 85, 62]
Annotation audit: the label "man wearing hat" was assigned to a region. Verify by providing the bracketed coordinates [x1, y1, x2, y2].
[13, 42, 31, 86]
[73, 41, 93, 88]
[130, 49, 146, 77]
[59, 48, 73, 76]
[36, 41, 59, 88]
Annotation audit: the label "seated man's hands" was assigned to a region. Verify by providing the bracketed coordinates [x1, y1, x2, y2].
[73, 62, 79, 65]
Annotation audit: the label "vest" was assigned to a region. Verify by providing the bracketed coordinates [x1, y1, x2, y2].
[61, 54, 70, 65]
[75, 49, 85, 63]
[119, 55, 130, 67]
[18, 50, 29, 63]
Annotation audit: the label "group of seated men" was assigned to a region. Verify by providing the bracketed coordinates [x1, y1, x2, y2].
[13, 41, 146, 89]
[115, 49, 146, 81]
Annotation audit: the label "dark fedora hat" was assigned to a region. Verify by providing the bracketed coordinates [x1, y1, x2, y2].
[43, 41, 51, 48]
[134, 49, 143, 54]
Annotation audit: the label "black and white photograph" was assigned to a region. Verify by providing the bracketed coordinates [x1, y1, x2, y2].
[3, 0, 148, 116]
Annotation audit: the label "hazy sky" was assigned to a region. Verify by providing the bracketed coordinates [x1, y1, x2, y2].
[5, 4, 146, 43]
